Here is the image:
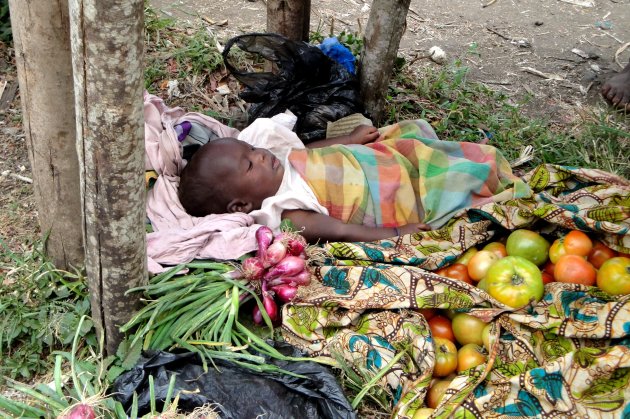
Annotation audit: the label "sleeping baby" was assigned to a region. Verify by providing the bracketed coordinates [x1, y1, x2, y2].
[178, 115, 530, 243]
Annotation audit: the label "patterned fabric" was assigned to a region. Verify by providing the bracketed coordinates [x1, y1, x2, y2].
[287, 120, 531, 228]
[281, 164, 630, 418]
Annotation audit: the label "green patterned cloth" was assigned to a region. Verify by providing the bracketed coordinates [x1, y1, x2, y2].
[281, 164, 630, 418]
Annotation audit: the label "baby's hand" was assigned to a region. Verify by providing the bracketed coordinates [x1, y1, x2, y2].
[347, 125, 381, 145]
[398, 223, 432, 236]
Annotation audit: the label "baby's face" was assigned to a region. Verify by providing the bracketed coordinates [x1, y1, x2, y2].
[209, 138, 285, 210]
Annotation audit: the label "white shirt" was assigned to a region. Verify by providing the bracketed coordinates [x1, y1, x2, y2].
[237, 114, 328, 231]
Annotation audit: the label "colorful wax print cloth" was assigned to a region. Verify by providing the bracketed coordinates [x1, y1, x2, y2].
[288, 120, 531, 229]
[280, 164, 630, 419]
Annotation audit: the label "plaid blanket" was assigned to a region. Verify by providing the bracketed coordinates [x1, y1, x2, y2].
[282, 164, 630, 418]
[288, 120, 531, 228]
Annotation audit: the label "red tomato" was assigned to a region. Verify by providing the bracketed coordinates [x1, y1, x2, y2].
[563, 230, 593, 257]
[426, 379, 452, 409]
[442, 263, 473, 284]
[505, 229, 550, 266]
[452, 313, 486, 346]
[433, 337, 458, 377]
[418, 308, 437, 321]
[457, 343, 487, 373]
[596, 257, 630, 295]
[486, 256, 544, 308]
[428, 315, 455, 342]
[554, 254, 596, 286]
[483, 242, 508, 259]
[541, 272, 555, 285]
[468, 250, 501, 282]
[588, 241, 618, 269]
[542, 261, 555, 276]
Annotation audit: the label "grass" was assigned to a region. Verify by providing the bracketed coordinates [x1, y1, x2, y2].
[386, 61, 630, 178]
[0, 239, 95, 382]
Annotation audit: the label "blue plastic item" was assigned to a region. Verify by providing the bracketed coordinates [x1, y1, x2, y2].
[318, 37, 356, 74]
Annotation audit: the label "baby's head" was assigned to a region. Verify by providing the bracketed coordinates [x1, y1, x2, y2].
[178, 137, 285, 217]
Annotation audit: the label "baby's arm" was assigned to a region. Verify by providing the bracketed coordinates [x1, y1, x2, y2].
[305, 125, 381, 149]
[282, 209, 430, 243]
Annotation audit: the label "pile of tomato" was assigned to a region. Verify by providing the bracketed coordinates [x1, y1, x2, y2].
[437, 228, 630, 306]
[413, 229, 630, 417]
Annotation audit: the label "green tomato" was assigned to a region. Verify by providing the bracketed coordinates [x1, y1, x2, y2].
[486, 256, 544, 309]
[506, 229, 550, 266]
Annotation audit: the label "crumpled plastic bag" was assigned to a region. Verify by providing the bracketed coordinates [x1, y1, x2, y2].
[318, 37, 356, 74]
[222, 33, 364, 143]
[111, 343, 356, 419]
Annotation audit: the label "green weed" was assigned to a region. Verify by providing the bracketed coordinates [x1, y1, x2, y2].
[144, 4, 224, 91]
[0, 239, 95, 382]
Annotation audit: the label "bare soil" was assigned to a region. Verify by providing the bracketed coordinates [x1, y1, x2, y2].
[1, 0, 629, 251]
[154, 0, 630, 121]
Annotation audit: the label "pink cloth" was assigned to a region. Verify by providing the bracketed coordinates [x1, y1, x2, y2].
[144, 92, 261, 273]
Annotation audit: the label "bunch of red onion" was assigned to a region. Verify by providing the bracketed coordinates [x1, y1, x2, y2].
[242, 226, 311, 325]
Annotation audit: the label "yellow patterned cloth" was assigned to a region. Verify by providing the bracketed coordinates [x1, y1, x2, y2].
[281, 164, 630, 418]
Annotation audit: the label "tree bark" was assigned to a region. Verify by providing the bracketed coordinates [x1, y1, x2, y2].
[8, 0, 84, 269]
[68, 0, 147, 354]
[266, 0, 311, 41]
[359, 0, 410, 124]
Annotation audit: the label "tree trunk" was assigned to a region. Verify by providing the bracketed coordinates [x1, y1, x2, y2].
[267, 0, 311, 41]
[68, 0, 147, 355]
[8, 0, 84, 269]
[359, 0, 410, 124]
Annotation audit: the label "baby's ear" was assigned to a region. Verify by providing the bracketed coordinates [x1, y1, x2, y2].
[227, 199, 253, 214]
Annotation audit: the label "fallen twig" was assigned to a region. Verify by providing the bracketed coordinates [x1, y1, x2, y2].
[521, 67, 564, 81]
[486, 27, 531, 48]
[615, 42, 630, 69]
[482, 0, 498, 8]
[1, 171, 33, 184]
[558, 0, 594, 7]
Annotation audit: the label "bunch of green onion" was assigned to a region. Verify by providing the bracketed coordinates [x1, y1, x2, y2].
[120, 261, 330, 372]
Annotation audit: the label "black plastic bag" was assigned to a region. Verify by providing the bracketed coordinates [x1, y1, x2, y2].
[222, 33, 364, 143]
[112, 344, 356, 419]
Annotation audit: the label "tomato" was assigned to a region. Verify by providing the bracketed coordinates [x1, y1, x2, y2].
[477, 277, 488, 291]
[563, 230, 593, 257]
[549, 238, 567, 264]
[426, 378, 452, 409]
[418, 308, 437, 321]
[467, 250, 501, 282]
[506, 229, 550, 266]
[541, 272, 555, 285]
[542, 261, 555, 276]
[596, 257, 630, 295]
[486, 256, 544, 308]
[483, 242, 508, 259]
[439, 263, 473, 284]
[433, 337, 458, 377]
[588, 241, 618, 269]
[457, 343, 487, 373]
[554, 254, 596, 286]
[455, 247, 478, 266]
[428, 315, 455, 342]
[412, 408, 435, 419]
[451, 313, 486, 346]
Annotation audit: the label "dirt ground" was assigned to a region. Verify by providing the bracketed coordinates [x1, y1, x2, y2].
[1, 0, 629, 251]
[154, 0, 630, 120]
